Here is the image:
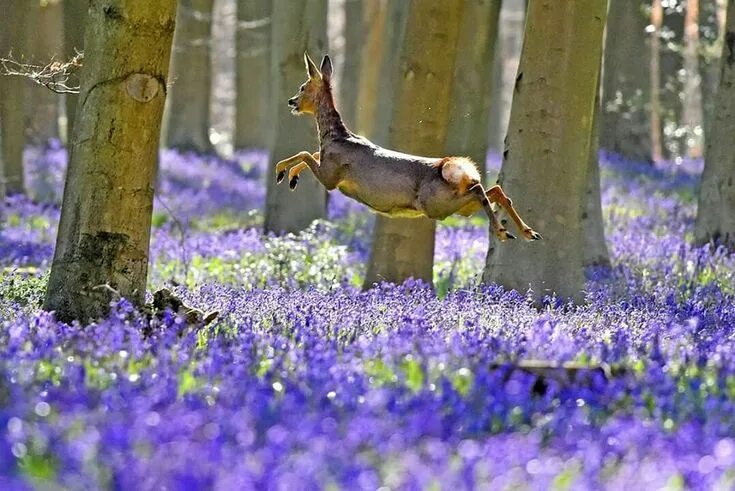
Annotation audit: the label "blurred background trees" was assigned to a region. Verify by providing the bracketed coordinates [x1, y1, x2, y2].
[1, 0, 734, 314]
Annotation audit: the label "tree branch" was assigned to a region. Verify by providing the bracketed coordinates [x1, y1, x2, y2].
[0, 51, 83, 94]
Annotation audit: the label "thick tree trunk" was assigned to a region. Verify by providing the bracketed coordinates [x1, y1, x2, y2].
[62, 0, 87, 144]
[44, 0, 177, 323]
[695, 0, 735, 249]
[354, 0, 387, 137]
[699, 0, 728, 137]
[364, 0, 465, 288]
[234, 0, 271, 150]
[264, 0, 328, 234]
[164, 0, 214, 153]
[0, 1, 29, 195]
[27, 0, 63, 144]
[335, 0, 363, 130]
[584, 74, 611, 270]
[683, 0, 705, 157]
[484, 0, 607, 302]
[445, 0, 502, 177]
[487, 0, 525, 153]
[600, 0, 653, 163]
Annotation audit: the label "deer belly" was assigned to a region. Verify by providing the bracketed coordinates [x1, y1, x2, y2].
[337, 179, 423, 217]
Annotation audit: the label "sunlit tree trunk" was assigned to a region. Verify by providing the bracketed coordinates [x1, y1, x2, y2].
[600, 0, 653, 163]
[164, 0, 214, 153]
[484, 0, 607, 302]
[695, 0, 735, 249]
[264, 0, 328, 234]
[364, 0, 465, 288]
[488, 0, 525, 153]
[44, 0, 177, 322]
[62, 0, 87, 144]
[0, 0, 29, 195]
[336, 0, 363, 129]
[650, 0, 664, 163]
[234, 0, 271, 150]
[354, 0, 387, 137]
[683, 0, 705, 157]
[445, 0, 501, 177]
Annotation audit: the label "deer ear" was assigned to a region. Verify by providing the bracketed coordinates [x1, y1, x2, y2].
[320, 55, 333, 82]
[304, 52, 320, 79]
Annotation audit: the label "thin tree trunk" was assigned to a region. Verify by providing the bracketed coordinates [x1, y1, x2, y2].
[364, 0, 465, 288]
[445, 0, 502, 177]
[164, 0, 214, 153]
[661, 3, 687, 159]
[27, 0, 63, 144]
[600, 0, 653, 163]
[695, 0, 735, 248]
[484, 0, 607, 302]
[683, 0, 705, 158]
[487, 0, 525, 154]
[44, 0, 177, 323]
[62, 0, 87, 145]
[0, 0, 29, 195]
[354, 0, 387, 137]
[234, 0, 271, 150]
[334, 0, 363, 130]
[650, 0, 665, 163]
[264, 0, 328, 234]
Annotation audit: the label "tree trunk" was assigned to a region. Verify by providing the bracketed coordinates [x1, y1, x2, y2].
[650, 0, 665, 163]
[695, 0, 735, 249]
[26, 0, 63, 145]
[445, 0, 502, 177]
[0, 0, 29, 195]
[234, 0, 271, 150]
[484, 0, 607, 302]
[584, 73, 611, 270]
[699, 0, 728, 137]
[335, 0, 363, 129]
[44, 0, 177, 323]
[600, 0, 653, 163]
[62, 0, 87, 145]
[487, 0, 525, 154]
[660, 2, 686, 159]
[683, 0, 705, 158]
[264, 0, 328, 234]
[364, 0, 465, 288]
[164, 0, 214, 153]
[354, 0, 387, 137]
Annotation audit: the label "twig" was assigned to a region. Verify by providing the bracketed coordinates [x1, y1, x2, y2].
[0, 51, 83, 94]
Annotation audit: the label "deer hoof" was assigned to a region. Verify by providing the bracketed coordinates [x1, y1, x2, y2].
[497, 229, 515, 241]
[523, 228, 543, 241]
[276, 171, 286, 184]
[289, 176, 299, 190]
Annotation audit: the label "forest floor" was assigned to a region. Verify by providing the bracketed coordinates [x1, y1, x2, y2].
[1, 143, 734, 489]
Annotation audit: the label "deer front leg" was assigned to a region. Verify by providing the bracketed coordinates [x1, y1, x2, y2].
[486, 185, 542, 241]
[469, 183, 515, 241]
[275, 151, 320, 184]
[288, 152, 320, 190]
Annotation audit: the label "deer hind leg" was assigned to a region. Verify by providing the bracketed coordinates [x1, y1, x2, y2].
[275, 151, 320, 185]
[469, 183, 515, 241]
[486, 185, 542, 241]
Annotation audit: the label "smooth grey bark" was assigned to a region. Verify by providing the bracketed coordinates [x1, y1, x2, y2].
[487, 0, 524, 153]
[0, 0, 29, 195]
[484, 0, 607, 302]
[445, 0, 502, 177]
[336, 0, 363, 129]
[364, 0, 465, 288]
[164, 0, 214, 153]
[44, 0, 177, 323]
[264, 0, 328, 234]
[600, 0, 652, 163]
[234, 0, 271, 150]
[695, 0, 735, 249]
[62, 0, 87, 144]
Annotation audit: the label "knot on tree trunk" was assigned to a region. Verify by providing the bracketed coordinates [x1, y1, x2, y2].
[125, 73, 161, 102]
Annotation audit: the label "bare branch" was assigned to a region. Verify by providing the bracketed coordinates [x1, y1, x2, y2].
[0, 51, 84, 94]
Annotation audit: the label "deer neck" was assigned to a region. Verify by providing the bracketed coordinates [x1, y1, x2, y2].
[315, 89, 348, 143]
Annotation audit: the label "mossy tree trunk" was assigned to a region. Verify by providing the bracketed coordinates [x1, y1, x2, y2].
[62, 0, 87, 144]
[695, 0, 735, 249]
[234, 0, 271, 150]
[264, 0, 328, 234]
[600, 0, 653, 163]
[484, 0, 607, 302]
[164, 0, 213, 153]
[44, 0, 177, 323]
[364, 0, 465, 288]
[0, 0, 29, 195]
[445, 0, 501, 177]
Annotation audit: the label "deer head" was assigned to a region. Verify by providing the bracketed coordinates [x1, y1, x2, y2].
[288, 52, 333, 115]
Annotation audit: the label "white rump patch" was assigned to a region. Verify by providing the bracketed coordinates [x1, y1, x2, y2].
[441, 157, 481, 186]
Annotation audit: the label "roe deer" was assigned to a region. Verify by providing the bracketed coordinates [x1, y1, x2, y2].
[274, 53, 542, 242]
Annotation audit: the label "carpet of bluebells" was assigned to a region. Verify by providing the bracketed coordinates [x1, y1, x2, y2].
[1, 141, 735, 489]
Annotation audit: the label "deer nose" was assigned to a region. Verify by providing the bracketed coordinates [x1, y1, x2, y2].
[288, 97, 297, 107]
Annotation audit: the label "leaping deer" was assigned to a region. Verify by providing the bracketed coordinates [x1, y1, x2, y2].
[275, 53, 542, 242]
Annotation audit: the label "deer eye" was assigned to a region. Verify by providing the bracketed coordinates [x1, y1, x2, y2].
[299, 86, 305, 93]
